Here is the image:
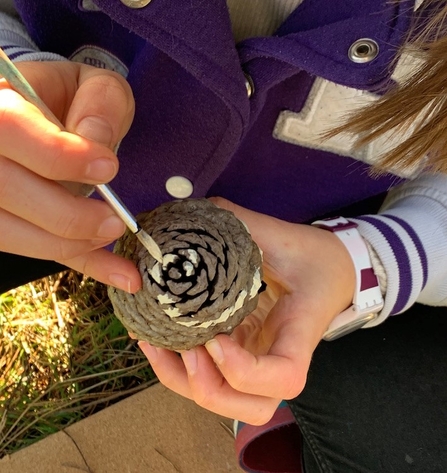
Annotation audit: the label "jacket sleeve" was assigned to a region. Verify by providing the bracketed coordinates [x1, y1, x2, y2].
[352, 173, 447, 319]
[0, 9, 66, 62]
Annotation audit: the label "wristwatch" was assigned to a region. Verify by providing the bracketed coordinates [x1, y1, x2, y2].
[312, 217, 384, 341]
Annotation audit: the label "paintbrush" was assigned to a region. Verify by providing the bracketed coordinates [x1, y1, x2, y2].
[0, 47, 163, 263]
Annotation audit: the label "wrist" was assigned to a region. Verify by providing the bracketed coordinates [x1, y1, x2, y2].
[312, 217, 384, 341]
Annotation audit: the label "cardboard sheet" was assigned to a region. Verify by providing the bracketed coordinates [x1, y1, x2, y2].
[0, 383, 242, 472]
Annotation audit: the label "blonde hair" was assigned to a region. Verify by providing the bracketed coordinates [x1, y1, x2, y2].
[334, 0, 447, 174]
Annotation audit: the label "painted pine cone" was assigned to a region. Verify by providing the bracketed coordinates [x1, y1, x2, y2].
[108, 198, 263, 351]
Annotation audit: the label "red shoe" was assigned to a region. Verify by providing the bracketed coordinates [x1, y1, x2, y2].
[234, 402, 304, 473]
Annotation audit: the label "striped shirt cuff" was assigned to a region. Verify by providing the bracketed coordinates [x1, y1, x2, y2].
[351, 214, 427, 318]
[0, 12, 66, 62]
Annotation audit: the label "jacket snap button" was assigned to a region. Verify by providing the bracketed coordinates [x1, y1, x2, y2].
[348, 39, 379, 63]
[244, 73, 254, 98]
[165, 176, 194, 198]
[120, 0, 151, 8]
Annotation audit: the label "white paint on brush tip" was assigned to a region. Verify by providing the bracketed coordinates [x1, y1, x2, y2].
[136, 230, 163, 263]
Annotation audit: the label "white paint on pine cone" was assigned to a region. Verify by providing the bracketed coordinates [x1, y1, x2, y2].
[157, 293, 178, 304]
[250, 269, 263, 298]
[163, 307, 183, 318]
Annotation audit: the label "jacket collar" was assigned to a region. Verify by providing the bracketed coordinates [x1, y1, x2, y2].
[93, 0, 246, 105]
[93, 0, 414, 92]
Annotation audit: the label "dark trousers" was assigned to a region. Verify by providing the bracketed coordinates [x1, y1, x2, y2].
[290, 303, 447, 473]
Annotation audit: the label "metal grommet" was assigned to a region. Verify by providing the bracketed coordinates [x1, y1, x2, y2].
[120, 0, 152, 8]
[244, 73, 254, 98]
[79, 0, 101, 11]
[348, 38, 379, 64]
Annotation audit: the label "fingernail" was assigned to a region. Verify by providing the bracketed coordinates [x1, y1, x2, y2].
[205, 339, 224, 365]
[138, 341, 159, 363]
[182, 349, 198, 375]
[85, 158, 117, 182]
[76, 116, 114, 147]
[108, 273, 132, 292]
[97, 215, 126, 239]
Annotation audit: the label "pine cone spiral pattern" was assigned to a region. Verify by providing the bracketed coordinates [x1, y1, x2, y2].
[108, 199, 263, 350]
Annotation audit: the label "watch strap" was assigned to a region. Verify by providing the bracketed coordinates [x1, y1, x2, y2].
[312, 217, 384, 341]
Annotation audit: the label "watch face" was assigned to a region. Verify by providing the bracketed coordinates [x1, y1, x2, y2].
[323, 312, 378, 341]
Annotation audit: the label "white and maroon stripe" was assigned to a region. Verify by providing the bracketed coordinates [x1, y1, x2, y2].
[352, 214, 427, 317]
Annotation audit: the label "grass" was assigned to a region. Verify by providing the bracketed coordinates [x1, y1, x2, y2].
[0, 270, 157, 458]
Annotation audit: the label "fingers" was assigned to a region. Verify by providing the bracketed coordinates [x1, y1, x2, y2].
[181, 347, 281, 425]
[0, 61, 137, 278]
[204, 294, 332, 402]
[0, 209, 141, 292]
[0, 207, 112, 261]
[0, 89, 119, 184]
[205, 335, 308, 401]
[58, 248, 142, 293]
[140, 342, 280, 425]
[0, 208, 123, 260]
[136, 262, 328, 423]
[0, 157, 125, 241]
[10, 61, 135, 150]
[0, 61, 135, 184]
[138, 343, 193, 400]
[65, 65, 135, 147]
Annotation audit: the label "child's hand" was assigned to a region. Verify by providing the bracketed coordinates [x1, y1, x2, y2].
[139, 198, 356, 424]
[0, 61, 141, 292]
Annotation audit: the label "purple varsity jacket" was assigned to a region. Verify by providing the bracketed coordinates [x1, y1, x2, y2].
[9, 0, 444, 320]
[12, 0, 414, 223]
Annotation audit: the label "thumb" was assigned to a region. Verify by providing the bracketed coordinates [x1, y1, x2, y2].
[65, 66, 135, 149]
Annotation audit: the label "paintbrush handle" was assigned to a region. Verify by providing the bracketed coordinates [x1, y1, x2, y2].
[95, 184, 139, 234]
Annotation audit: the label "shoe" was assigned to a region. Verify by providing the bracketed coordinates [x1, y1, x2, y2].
[234, 401, 304, 473]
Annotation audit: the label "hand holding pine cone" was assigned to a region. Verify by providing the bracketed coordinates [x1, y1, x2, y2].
[108, 199, 263, 351]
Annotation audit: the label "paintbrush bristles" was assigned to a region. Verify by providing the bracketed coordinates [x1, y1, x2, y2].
[136, 230, 163, 263]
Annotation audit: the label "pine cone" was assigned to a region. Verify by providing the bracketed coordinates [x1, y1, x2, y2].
[108, 199, 263, 351]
